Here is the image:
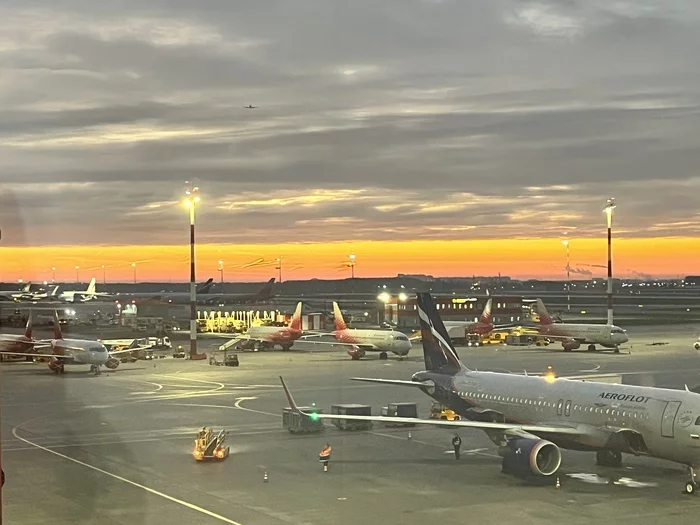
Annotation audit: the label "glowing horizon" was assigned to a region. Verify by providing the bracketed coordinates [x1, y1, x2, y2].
[0, 237, 696, 284]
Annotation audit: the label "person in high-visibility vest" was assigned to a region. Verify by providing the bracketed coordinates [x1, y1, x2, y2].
[319, 443, 332, 472]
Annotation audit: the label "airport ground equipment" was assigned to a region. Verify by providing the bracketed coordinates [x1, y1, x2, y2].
[380, 402, 417, 427]
[331, 404, 373, 430]
[193, 427, 230, 461]
[209, 353, 239, 367]
[189, 352, 208, 361]
[173, 345, 186, 358]
[282, 407, 324, 434]
[429, 402, 461, 421]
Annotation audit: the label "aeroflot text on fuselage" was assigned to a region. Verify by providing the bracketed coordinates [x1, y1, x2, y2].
[599, 392, 651, 403]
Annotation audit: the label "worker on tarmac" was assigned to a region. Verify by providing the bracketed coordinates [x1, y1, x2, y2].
[452, 434, 462, 460]
[319, 443, 332, 472]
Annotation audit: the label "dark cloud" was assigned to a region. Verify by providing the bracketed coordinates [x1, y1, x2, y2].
[1, 0, 699, 246]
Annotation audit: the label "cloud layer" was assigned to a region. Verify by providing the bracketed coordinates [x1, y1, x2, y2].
[1, 0, 699, 246]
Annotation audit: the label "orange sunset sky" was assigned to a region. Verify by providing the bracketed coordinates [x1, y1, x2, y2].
[0, 238, 696, 284]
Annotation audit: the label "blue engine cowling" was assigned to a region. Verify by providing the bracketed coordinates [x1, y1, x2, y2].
[501, 438, 562, 479]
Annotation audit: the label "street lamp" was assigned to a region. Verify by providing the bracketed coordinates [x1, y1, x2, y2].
[184, 183, 201, 357]
[562, 233, 570, 312]
[603, 198, 616, 325]
[51, 266, 56, 283]
[75, 265, 80, 283]
[349, 253, 356, 279]
[132, 263, 137, 284]
[218, 260, 224, 283]
[275, 257, 282, 284]
[102, 265, 106, 285]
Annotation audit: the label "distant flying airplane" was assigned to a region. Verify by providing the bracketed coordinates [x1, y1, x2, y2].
[301, 301, 411, 360]
[281, 292, 700, 495]
[244, 104, 257, 108]
[533, 299, 628, 352]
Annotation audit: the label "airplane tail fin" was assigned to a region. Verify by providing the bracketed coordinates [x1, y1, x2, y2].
[24, 311, 33, 339]
[86, 278, 96, 294]
[332, 302, 347, 331]
[52, 310, 63, 339]
[51, 285, 59, 296]
[534, 299, 553, 325]
[197, 278, 215, 294]
[289, 302, 303, 330]
[21, 283, 31, 292]
[257, 278, 276, 299]
[416, 293, 466, 373]
[478, 298, 493, 325]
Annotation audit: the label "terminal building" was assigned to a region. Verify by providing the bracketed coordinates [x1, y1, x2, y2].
[382, 295, 527, 328]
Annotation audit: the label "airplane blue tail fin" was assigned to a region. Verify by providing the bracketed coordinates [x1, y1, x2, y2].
[416, 293, 467, 374]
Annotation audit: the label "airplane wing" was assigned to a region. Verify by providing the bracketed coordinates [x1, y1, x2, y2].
[109, 345, 153, 355]
[280, 376, 583, 437]
[350, 377, 429, 387]
[2, 351, 75, 360]
[298, 339, 379, 350]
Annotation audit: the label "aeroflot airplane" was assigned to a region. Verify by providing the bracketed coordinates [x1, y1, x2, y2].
[281, 292, 700, 494]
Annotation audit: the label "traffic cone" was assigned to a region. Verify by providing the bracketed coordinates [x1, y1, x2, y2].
[323, 463, 328, 472]
[555, 477, 560, 489]
[263, 470, 269, 482]
[408, 431, 412, 440]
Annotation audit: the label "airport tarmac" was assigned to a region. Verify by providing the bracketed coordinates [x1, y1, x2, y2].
[2, 325, 700, 524]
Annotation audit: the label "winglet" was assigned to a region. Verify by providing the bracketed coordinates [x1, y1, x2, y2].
[280, 376, 300, 412]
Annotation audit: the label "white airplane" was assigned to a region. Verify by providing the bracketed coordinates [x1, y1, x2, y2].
[533, 299, 628, 352]
[281, 292, 700, 495]
[302, 302, 411, 360]
[0, 283, 32, 301]
[218, 302, 303, 352]
[6, 311, 147, 375]
[54, 278, 111, 302]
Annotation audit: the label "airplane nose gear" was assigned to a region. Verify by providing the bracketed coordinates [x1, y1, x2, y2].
[684, 467, 698, 495]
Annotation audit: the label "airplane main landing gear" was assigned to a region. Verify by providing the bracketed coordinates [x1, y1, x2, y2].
[684, 467, 698, 495]
[588, 344, 596, 352]
[596, 449, 622, 467]
[379, 352, 388, 360]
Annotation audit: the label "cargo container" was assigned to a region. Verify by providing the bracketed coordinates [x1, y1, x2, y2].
[380, 402, 417, 427]
[282, 407, 324, 434]
[331, 404, 373, 430]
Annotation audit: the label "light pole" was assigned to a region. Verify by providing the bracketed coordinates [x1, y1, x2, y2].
[275, 257, 282, 284]
[51, 266, 56, 283]
[603, 198, 616, 325]
[102, 265, 106, 285]
[349, 253, 356, 279]
[562, 234, 570, 312]
[218, 260, 224, 284]
[132, 263, 137, 284]
[75, 265, 80, 283]
[185, 184, 200, 357]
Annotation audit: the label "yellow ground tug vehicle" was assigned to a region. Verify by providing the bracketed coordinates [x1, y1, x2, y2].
[193, 427, 230, 461]
[429, 402, 461, 421]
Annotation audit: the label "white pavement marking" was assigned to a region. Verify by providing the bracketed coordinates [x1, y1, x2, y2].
[12, 427, 245, 525]
[166, 398, 282, 418]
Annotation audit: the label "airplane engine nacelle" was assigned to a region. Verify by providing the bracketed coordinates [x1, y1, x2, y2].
[105, 357, 120, 370]
[347, 346, 365, 360]
[694, 341, 700, 351]
[501, 439, 562, 479]
[562, 340, 581, 351]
